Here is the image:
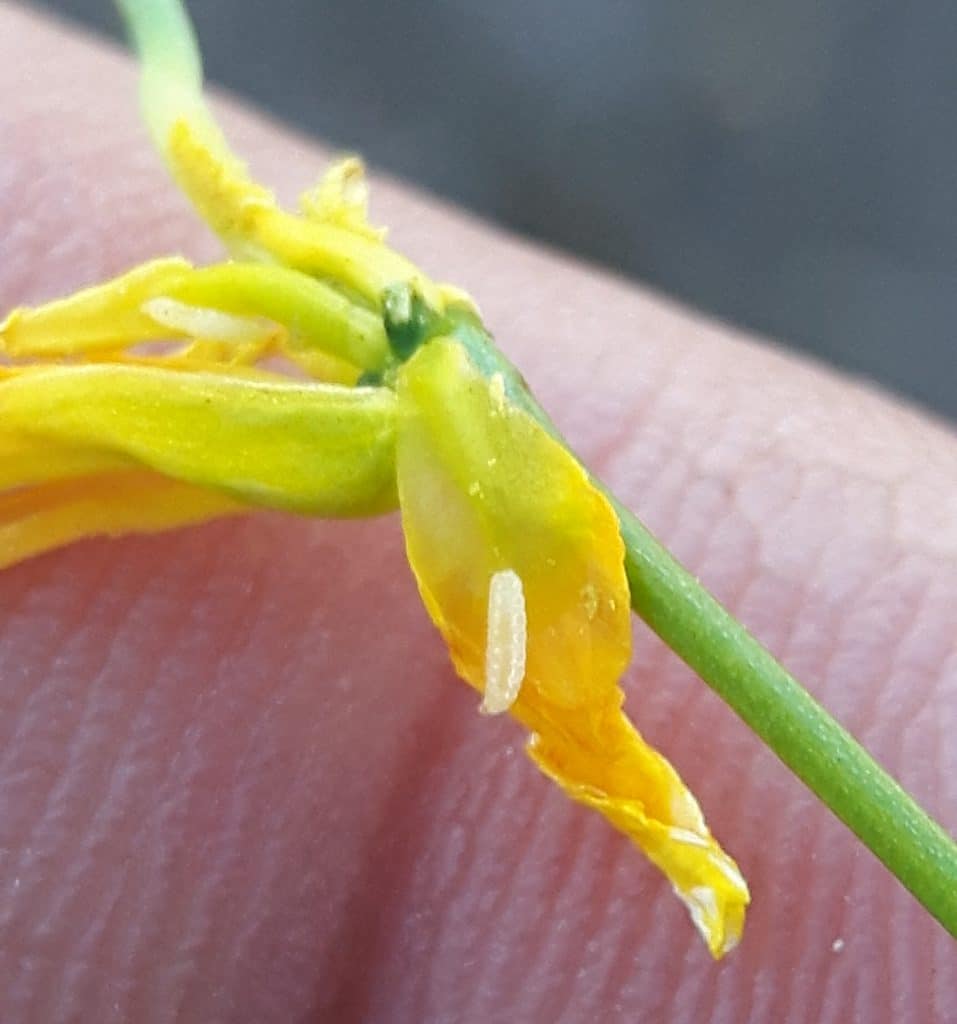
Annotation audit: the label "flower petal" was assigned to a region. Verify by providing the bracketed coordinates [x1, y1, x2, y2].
[0, 469, 243, 570]
[164, 262, 389, 371]
[299, 156, 386, 241]
[396, 338, 748, 956]
[0, 364, 399, 516]
[0, 258, 389, 377]
[162, 118, 438, 309]
[0, 433, 129, 491]
[117, 0, 436, 309]
[0, 258, 193, 357]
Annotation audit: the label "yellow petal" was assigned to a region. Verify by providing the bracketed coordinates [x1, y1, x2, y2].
[0, 469, 242, 570]
[396, 338, 748, 956]
[165, 120, 439, 309]
[0, 258, 193, 357]
[117, 0, 441, 310]
[1, 258, 389, 378]
[0, 433, 130, 490]
[0, 364, 399, 516]
[163, 262, 389, 371]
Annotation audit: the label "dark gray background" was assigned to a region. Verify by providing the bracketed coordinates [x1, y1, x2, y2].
[30, 1, 957, 421]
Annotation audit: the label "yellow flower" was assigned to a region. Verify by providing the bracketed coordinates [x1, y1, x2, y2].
[0, 0, 748, 956]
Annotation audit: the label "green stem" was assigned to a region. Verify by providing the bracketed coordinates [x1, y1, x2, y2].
[613, 496, 957, 939]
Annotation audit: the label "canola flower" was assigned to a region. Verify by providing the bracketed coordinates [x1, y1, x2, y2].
[2, 0, 957, 960]
[0, 0, 748, 956]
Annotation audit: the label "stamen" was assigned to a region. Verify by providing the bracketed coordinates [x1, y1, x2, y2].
[482, 568, 527, 715]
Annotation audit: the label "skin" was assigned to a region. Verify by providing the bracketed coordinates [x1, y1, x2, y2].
[1, 4, 956, 1021]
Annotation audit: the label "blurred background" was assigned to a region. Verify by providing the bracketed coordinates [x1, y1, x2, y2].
[33, 0, 957, 421]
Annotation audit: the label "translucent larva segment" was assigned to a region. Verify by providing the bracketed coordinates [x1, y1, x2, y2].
[141, 297, 274, 346]
[482, 569, 527, 715]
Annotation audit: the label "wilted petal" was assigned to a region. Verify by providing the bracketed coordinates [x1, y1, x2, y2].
[0, 469, 243, 569]
[299, 156, 386, 241]
[0, 258, 193, 357]
[0, 364, 399, 516]
[117, 0, 435, 309]
[396, 338, 748, 956]
[1, 257, 389, 379]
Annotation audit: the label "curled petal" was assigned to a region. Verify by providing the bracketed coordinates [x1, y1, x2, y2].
[0, 469, 243, 570]
[299, 156, 386, 241]
[117, 0, 436, 309]
[396, 338, 748, 956]
[0, 259, 193, 357]
[163, 119, 438, 309]
[528, 730, 748, 957]
[0, 364, 399, 516]
[0, 258, 389, 376]
[163, 262, 389, 371]
[0, 433, 128, 491]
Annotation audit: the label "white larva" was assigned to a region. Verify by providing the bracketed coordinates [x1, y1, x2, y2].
[482, 568, 527, 715]
[142, 296, 270, 346]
